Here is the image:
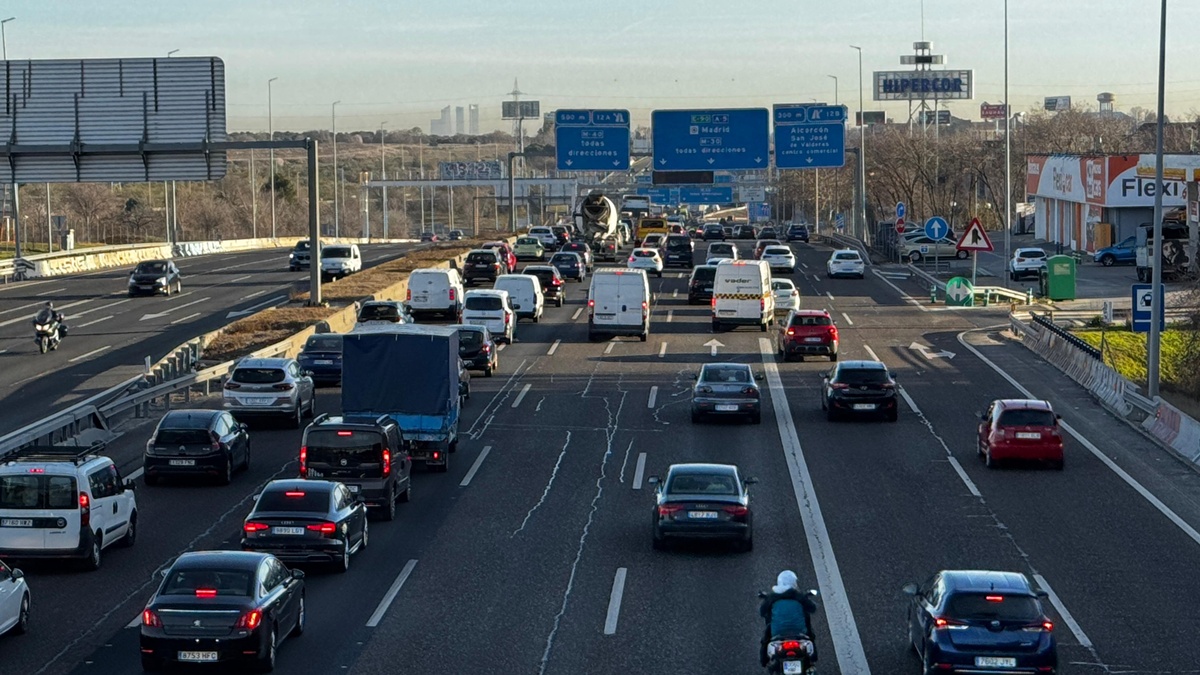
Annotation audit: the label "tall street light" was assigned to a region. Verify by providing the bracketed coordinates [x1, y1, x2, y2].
[4, 17, 16, 257]
[1, 17, 15, 61]
[1003, 0, 1013, 289]
[850, 45, 867, 240]
[268, 77, 278, 238]
[166, 49, 179, 58]
[1148, 0, 1169, 398]
[380, 122, 388, 239]
[167, 50, 180, 243]
[332, 101, 341, 237]
[828, 75, 840, 229]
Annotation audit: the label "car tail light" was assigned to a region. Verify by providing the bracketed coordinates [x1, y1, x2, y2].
[142, 609, 163, 628]
[658, 504, 682, 517]
[306, 522, 338, 535]
[831, 382, 850, 390]
[504, 313, 511, 325]
[780, 640, 802, 654]
[243, 521, 270, 534]
[224, 381, 241, 390]
[382, 449, 392, 477]
[210, 432, 222, 452]
[934, 617, 968, 630]
[235, 608, 263, 630]
[284, 491, 306, 497]
[827, 326, 838, 338]
[552, 278, 562, 286]
[723, 505, 749, 517]
[433, 451, 441, 460]
[697, 386, 713, 394]
[588, 299, 595, 308]
[880, 382, 895, 390]
[299, 446, 307, 477]
[493, 263, 501, 270]
[986, 595, 1004, 602]
[994, 428, 1006, 440]
[742, 387, 756, 395]
[79, 492, 90, 527]
[406, 288, 412, 301]
[641, 301, 648, 311]
[711, 297, 717, 308]
[786, 328, 795, 336]
[482, 343, 491, 354]
[449, 288, 457, 302]
[273, 382, 294, 391]
[195, 588, 218, 598]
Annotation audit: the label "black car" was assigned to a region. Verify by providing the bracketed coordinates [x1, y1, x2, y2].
[300, 415, 412, 520]
[447, 229, 464, 241]
[648, 463, 755, 552]
[733, 224, 758, 240]
[139, 550, 304, 673]
[356, 300, 412, 325]
[550, 225, 571, 248]
[903, 570, 1057, 673]
[454, 324, 499, 376]
[687, 265, 717, 305]
[663, 234, 695, 269]
[242, 479, 369, 572]
[288, 239, 319, 271]
[297, 333, 343, 386]
[786, 224, 810, 243]
[702, 224, 726, 241]
[419, 232, 439, 242]
[144, 410, 250, 486]
[464, 249, 504, 285]
[821, 360, 898, 421]
[559, 242, 594, 272]
[691, 362, 762, 424]
[522, 265, 565, 307]
[128, 260, 182, 297]
[758, 227, 778, 239]
[549, 252, 586, 282]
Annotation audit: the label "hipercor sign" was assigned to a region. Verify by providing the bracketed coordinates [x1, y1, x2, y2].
[873, 70, 973, 101]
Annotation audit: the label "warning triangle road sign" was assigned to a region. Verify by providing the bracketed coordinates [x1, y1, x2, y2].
[956, 218, 994, 252]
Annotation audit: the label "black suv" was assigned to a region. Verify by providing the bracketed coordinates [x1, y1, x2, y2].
[464, 249, 503, 285]
[702, 224, 726, 241]
[786, 224, 810, 243]
[758, 227, 778, 239]
[288, 239, 320, 270]
[733, 224, 758, 239]
[687, 265, 718, 305]
[454, 324, 499, 376]
[663, 234, 695, 269]
[300, 414, 413, 520]
[522, 265, 565, 307]
[820, 360, 898, 422]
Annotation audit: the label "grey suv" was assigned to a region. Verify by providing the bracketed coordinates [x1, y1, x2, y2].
[222, 358, 316, 428]
[300, 414, 413, 521]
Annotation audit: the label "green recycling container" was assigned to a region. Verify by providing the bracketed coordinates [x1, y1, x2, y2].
[1038, 255, 1076, 301]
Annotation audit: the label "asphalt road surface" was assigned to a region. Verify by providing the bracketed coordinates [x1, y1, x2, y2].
[4, 239, 1199, 674]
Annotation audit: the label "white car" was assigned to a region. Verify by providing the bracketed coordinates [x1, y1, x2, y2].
[1009, 247, 1048, 281]
[0, 560, 28, 636]
[706, 242, 739, 264]
[641, 234, 665, 250]
[772, 279, 800, 311]
[321, 243, 362, 280]
[528, 226, 558, 249]
[627, 248, 664, 278]
[462, 289, 515, 343]
[826, 249, 865, 279]
[760, 245, 796, 273]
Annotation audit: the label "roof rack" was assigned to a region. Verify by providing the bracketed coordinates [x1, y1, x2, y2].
[6, 442, 106, 465]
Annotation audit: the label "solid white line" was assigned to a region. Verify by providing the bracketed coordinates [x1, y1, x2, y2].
[632, 453, 647, 490]
[74, 315, 113, 329]
[758, 338, 870, 673]
[69, 346, 110, 363]
[35, 287, 66, 297]
[841, 312, 853, 325]
[604, 341, 615, 354]
[872, 269, 929, 313]
[127, 467, 144, 482]
[169, 312, 202, 326]
[511, 383, 531, 408]
[603, 568, 628, 635]
[1031, 573, 1093, 649]
[366, 559, 419, 627]
[647, 386, 658, 408]
[239, 289, 267, 301]
[667, 310, 673, 323]
[672, 289, 678, 298]
[571, 307, 583, 321]
[862, 344, 880, 362]
[658, 342, 667, 358]
[547, 339, 561, 356]
[460, 445, 492, 487]
[825, 291, 834, 301]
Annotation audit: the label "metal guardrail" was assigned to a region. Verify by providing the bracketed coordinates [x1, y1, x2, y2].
[0, 259, 13, 283]
[1029, 312, 1102, 360]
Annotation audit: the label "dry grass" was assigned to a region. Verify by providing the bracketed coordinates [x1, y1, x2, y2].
[203, 307, 337, 363]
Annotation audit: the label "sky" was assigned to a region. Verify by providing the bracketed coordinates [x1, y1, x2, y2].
[6, 0, 1200, 133]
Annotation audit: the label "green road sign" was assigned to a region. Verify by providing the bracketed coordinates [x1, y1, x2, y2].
[945, 276, 974, 307]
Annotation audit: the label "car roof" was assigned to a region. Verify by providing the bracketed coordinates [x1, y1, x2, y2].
[173, 550, 271, 571]
[632, 247, 659, 253]
[701, 362, 751, 371]
[361, 299, 403, 306]
[263, 478, 335, 494]
[1015, 247, 1045, 254]
[836, 360, 886, 370]
[467, 289, 507, 298]
[522, 265, 556, 272]
[449, 323, 488, 334]
[939, 570, 1033, 595]
[159, 410, 222, 428]
[832, 248, 861, 255]
[994, 399, 1053, 411]
[235, 357, 292, 369]
[468, 248, 498, 255]
[791, 309, 828, 316]
[667, 462, 739, 477]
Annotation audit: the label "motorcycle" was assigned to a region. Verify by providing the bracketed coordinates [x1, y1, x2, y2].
[32, 309, 64, 354]
[759, 589, 819, 674]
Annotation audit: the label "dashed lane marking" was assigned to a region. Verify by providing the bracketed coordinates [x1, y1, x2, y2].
[460, 446, 492, 487]
[366, 559, 419, 627]
[603, 568, 628, 635]
[511, 383, 531, 408]
[647, 386, 658, 408]
[547, 340, 561, 356]
[841, 312, 853, 325]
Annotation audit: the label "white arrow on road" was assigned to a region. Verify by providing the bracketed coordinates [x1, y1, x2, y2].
[140, 296, 210, 321]
[226, 295, 288, 319]
[703, 339, 725, 357]
[909, 341, 955, 359]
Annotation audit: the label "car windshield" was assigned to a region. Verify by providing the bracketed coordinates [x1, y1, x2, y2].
[162, 568, 254, 597]
[466, 252, 496, 263]
[324, 246, 351, 258]
[667, 472, 739, 495]
[359, 304, 401, 322]
[1017, 250, 1046, 259]
[702, 366, 750, 383]
[155, 429, 213, 445]
[303, 335, 342, 351]
[135, 262, 167, 274]
[465, 295, 504, 311]
[0, 475, 77, 510]
[834, 253, 861, 261]
[791, 314, 831, 327]
[765, 247, 791, 255]
[231, 368, 286, 384]
[998, 409, 1056, 427]
[945, 593, 1041, 622]
[256, 489, 329, 512]
[458, 330, 484, 346]
[835, 367, 889, 385]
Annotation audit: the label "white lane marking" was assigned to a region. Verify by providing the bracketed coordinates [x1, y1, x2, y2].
[74, 315, 113, 329]
[604, 341, 616, 355]
[69, 346, 110, 363]
[571, 307, 583, 321]
[658, 342, 667, 358]
[667, 310, 674, 323]
[127, 467, 144, 482]
[801, 262, 809, 270]
[511, 383, 531, 408]
[169, 312, 202, 326]
[825, 291, 834, 301]
[758, 338, 870, 674]
[239, 289, 267, 301]
[672, 289, 678, 298]
[872, 269, 929, 312]
[366, 559, 419, 627]
[0, 299, 89, 327]
[497, 343, 507, 352]
[812, 274, 820, 283]
[898, 386, 982, 498]
[71, 298, 130, 318]
[957, 327, 1200, 549]
[460, 445, 492, 487]
[547, 339, 561, 356]
[603, 568, 628, 635]
[632, 453, 647, 490]
[35, 287, 66, 297]
[1032, 573, 1094, 649]
[841, 312, 853, 326]
[647, 386, 658, 408]
[228, 274, 253, 284]
[862, 344, 880, 362]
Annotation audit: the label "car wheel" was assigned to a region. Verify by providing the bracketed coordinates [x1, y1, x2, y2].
[175, 280, 183, 294]
[825, 405, 838, 422]
[640, 332, 648, 343]
[485, 365, 494, 377]
[163, 283, 171, 297]
[291, 594, 306, 637]
[760, 321, 767, 332]
[382, 488, 397, 521]
[557, 297, 564, 307]
[887, 408, 899, 422]
[360, 520, 369, 550]
[141, 653, 164, 672]
[143, 472, 159, 486]
[219, 455, 233, 485]
[290, 405, 302, 429]
[712, 321, 721, 333]
[739, 530, 754, 553]
[83, 532, 102, 571]
[656, 271, 662, 278]
[242, 443, 252, 471]
[14, 594, 29, 635]
[121, 512, 137, 547]
[908, 251, 922, 263]
[956, 250, 969, 260]
[398, 479, 412, 503]
[829, 349, 838, 362]
[751, 412, 762, 425]
[1100, 255, 1115, 267]
[256, 625, 277, 673]
[433, 456, 450, 473]
[985, 448, 998, 469]
[691, 410, 701, 424]
[1051, 459, 1064, 471]
[337, 540, 351, 573]
[652, 526, 666, 550]
[921, 642, 936, 675]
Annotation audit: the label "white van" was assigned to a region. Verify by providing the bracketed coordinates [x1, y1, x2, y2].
[493, 274, 544, 323]
[407, 268, 465, 320]
[320, 243, 362, 280]
[712, 260, 774, 332]
[587, 269, 651, 342]
[462, 289, 515, 343]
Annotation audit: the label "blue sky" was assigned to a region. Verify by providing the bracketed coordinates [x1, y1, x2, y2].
[7, 0, 1199, 132]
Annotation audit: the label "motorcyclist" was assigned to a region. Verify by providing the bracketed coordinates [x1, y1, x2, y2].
[759, 570, 818, 667]
[35, 302, 67, 334]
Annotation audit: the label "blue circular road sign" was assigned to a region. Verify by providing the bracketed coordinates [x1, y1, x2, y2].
[924, 216, 950, 241]
[896, 201, 906, 219]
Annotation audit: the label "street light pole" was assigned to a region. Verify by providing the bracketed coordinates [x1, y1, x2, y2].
[380, 122, 388, 239]
[1003, 0, 1012, 289]
[1148, 0, 1169, 399]
[829, 75, 840, 230]
[332, 101, 341, 237]
[851, 45, 867, 240]
[167, 50, 179, 243]
[268, 77, 278, 239]
[1, 17, 15, 61]
[3, 17, 16, 257]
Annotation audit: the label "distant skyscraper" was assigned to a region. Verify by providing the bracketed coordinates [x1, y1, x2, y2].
[455, 107, 465, 136]
[468, 104, 480, 135]
[430, 106, 453, 135]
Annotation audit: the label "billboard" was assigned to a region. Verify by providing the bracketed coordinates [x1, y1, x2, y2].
[502, 100, 541, 119]
[1044, 96, 1072, 112]
[980, 103, 1009, 120]
[856, 111, 886, 125]
[873, 70, 973, 101]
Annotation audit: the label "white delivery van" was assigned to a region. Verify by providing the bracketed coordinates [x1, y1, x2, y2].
[587, 268, 651, 342]
[493, 274, 544, 323]
[320, 244, 362, 280]
[712, 259, 774, 332]
[462, 289, 515, 343]
[407, 268, 465, 320]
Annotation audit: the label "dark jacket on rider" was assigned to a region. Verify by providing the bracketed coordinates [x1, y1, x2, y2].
[759, 587, 816, 638]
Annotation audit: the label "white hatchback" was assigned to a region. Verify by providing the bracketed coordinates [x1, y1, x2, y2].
[772, 279, 801, 312]
[462, 289, 515, 343]
[0, 560, 28, 636]
[761, 245, 796, 273]
[826, 249, 865, 279]
[627, 248, 664, 278]
[706, 242, 739, 264]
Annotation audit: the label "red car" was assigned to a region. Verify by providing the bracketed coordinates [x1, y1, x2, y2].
[482, 241, 517, 273]
[977, 399, 1064, 469]
[776, 310, 839, 362]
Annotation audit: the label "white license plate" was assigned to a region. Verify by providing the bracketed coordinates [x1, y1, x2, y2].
[715, 404, 739, 412]
[688, 511, 718, 519]
[272, 527, 305, 536]
[1015, 432, 1041, 439]
[178, 651, 219, 662]
[315, 359, 333, 365]
[719, 310, 736, 315]
[852, 403, 876, 410]
[1, 518, 32, 527]
[347, 484, 360, 493]
[782, 662, 806, 675]
[975, 656, 1017, 668]
[804, 337, 823, 343]
[169, 459, 196, 467]
[467, 320, 488, 326]
[413, 294, 428, 302]
[246, 397, 275, 406]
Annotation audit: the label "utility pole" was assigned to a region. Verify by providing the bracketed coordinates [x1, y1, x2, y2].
[851, 45, 867, 240]
[1148, 0, 1168, 398]
[1003, 0, 1012, 289]
[380, 122, 389, 239]
[268, 77, 278, 238]
[332, 101, 341, 237]
[3, 17, 17, 257]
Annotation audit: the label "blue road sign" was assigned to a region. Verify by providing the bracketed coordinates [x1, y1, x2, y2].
[750, 202, 772, 222]
[835, 213, 846, 230]
[651, 109, 770, 171]
[924, 216, 950, 241]
[636, 187, 678, 205]
[1131, 283, 1165, 333]
[555, 109, 631, 171]
[896, 201, 906, 219]
[635, 175, 652, 185]
[714, 174, 734, 183]
[774, 104, 848, 169]
[679, 186, 733, 203]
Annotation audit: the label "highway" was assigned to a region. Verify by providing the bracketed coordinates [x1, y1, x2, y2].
[0, 243, 420, 437]
[4, 238, 1199, 674]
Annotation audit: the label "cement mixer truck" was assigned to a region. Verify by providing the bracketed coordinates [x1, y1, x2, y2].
[573, 191, 620, 248]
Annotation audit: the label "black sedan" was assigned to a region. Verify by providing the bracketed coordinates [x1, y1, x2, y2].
[297, 333, 343, 386]
[691, 362, 763, 424]
[454, 324, 499, 376]
[447, 229, 464, 241]
[733, 224, 758, 239]
[702, 224, 726, 241]
[139, 550, 304, 673]
[522, 265, 566, 307]
[144, 409, 250, 485]
[420, 231, 439, 242]
[549, 252, 587, 282]
[821, 360, 899, 421]
[648, 463, 756, 552]
[559, 242, 594, 272]
[241, 479, 368, 573]
[128, 259, 182, 297]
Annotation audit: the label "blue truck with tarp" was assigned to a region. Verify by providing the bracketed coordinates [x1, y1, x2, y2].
[341, 325, 460, 472]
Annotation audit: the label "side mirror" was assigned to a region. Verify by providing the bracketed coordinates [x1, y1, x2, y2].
[11, 569, 24, 581]
[647, 476, 660, 486]
[123, 479, 137, 491]
[291, 569, 306, 580]
[744, 477, 759, 485]
[754, 373, 764, 381]
[239, 423, 249, 431]
[901, 582, 919, 597]
[1055, 413, 1062, 420]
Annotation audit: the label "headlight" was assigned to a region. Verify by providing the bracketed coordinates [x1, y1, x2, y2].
[35, 323, 50, 331]
[156, 277, 167, 285]
[128, 278, 136, 286]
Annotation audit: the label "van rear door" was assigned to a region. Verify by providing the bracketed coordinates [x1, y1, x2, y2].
[616, 273, 646, 327]
[0, 473, 81, 551]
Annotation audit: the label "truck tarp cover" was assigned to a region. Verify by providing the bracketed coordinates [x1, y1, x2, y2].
[342, 327, 459, 416]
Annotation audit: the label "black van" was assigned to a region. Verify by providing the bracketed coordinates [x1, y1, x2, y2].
[300, 414, 412, 521]
[687, 265, 718, 305]
[664, 234, 695, 269]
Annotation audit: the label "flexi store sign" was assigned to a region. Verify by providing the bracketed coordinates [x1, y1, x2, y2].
[1027, 154, 1200, 207]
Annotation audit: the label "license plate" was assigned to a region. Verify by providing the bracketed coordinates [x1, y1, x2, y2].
[178, 651, 219, 663]
[782, 662, 805, 675]
[272, 527, 305, 536]
[475, 264, 490, 268]
[315, 359, 333, 365]
[246, 397, 275, 406]
[688, 511, 718, 519]
[413, 294, 428, 302]
[804, 337, 822, 343]
[719, 310, 736, 315]
[1, 518, 32, 527]
[1016, 432, 1041, 439]
[169, 459, 196, 467]
[467, 320, 487, 326]
[975, 656, 1017, 668]
[852, 403, 876, 410]
[715, 404, 739, 412]
[347, 484, 360, 493]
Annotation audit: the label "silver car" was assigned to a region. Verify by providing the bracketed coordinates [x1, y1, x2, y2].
[222, 358, 316, 428]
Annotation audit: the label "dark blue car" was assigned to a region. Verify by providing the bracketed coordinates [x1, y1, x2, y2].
[1092, 235, 1135, 266]
[297, 333, 343, 386]
[786, 224, 809, 243]
[904, 570, 1057, 673]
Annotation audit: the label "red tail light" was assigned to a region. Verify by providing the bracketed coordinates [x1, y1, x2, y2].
[299, 446, 307, 477]
[711, 297, 717, 308]
[552, 278, 562, 286]
[641, 301, 648, 311]
[235, 608, 263, 630]
[934, 617, 968, 629]
[780, 640, 802, 652]
[658, 504, 682, 517]
[742, 387, 756, 395]
[760, 298, 765, 311]
[142, 609, 162, 627]
[79, 491, 90, 527]
[723, 505, 749, 517]
[504, 313, 511, 325]
[433, 451, 441, 460]
[195, 588, 218, 598]
[224, 382, 241, 390]
[482, 343, 491, 354]
[831, 383, 850, 390]
[406, 288, 412, 301]
[306, 522, 338, 535]
[273, 382, 294, 391]
[382, 449, 392, 477]
[210, 432, 222, 452]
[786, 328, 795, 336]
[493, 263, 500, 270]
[243, 521, 270, 534]
[628, 257, 636, 263]
[449, 288, 457, 301]
[588, 299, 595, 307]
